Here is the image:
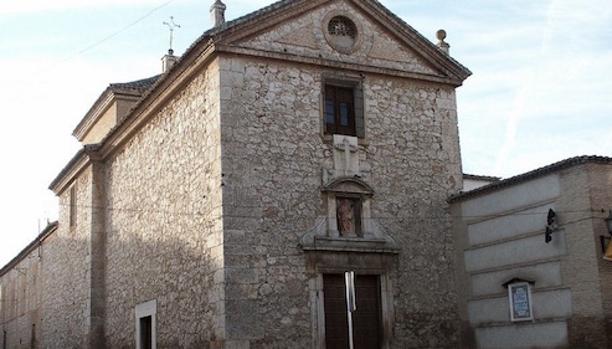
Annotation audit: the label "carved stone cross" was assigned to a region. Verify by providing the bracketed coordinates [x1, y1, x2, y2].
[333, 135, 359, 176]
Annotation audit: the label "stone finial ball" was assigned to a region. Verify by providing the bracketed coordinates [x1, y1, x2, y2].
[436, 29, 447, 41]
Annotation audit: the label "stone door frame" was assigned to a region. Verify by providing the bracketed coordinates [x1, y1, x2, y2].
[309, 263, 394, 349]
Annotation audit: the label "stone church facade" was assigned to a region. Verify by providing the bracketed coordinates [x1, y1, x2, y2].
[0, 0, 472, 348]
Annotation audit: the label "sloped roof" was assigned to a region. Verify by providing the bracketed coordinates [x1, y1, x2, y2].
[112, 0, 471, 140]
[113, 0, 471, 137]
[54, 0, 472, 192]
[197, 0, 471, 77]
[463, 174, 501, 182]
[109, 75, 161, 93]
[450, 155, 612, 202]
[0, 222, 58, 278]
[71, 75, 161, 139]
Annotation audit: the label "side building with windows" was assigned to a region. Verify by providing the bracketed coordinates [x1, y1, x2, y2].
[451, 156, 612, 349]
[3, 0, 472, 348]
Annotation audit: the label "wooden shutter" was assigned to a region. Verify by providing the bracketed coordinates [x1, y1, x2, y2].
[324, 274, 349, 349]
[335, 87, 356, 136]
[354, 85, 365, 138]
[324, 84, 359, 137]
[324, 274, 382, 349]
[353, 275, 382, 349]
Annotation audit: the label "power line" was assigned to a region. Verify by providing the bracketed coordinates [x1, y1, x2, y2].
[52, 201, 607, 221]
[33, 0, 176, 76]
[74, 0, 176, 57]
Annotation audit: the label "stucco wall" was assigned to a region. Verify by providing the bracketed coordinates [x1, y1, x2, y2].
[218, 49, 462, 347]
[453, 163, 612, 349]
[102, 58, 224, 348]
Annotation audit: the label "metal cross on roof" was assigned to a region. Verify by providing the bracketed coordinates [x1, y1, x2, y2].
[163, 16, 181, 53]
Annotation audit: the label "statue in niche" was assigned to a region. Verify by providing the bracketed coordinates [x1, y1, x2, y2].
[337, 198, 356, 236]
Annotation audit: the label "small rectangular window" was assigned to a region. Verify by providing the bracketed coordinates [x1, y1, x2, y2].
[69, 186, 77, 228]
[135, 300, 156, 349]
[325, 85, 356, 136]
[139, 316, 152, 349]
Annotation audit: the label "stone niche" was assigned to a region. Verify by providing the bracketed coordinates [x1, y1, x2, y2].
[301, 135, 398, 254]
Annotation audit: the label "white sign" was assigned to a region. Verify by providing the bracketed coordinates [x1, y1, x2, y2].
[508, 282, 533, 322]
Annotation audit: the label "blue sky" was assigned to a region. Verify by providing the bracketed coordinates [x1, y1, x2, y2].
[0, 0, 611, 265]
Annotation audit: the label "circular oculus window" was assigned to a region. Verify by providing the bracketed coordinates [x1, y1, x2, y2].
[325, 15, 359, 53]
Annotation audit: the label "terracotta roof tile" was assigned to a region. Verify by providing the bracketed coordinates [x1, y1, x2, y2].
[109, 75, 161, 92]
[450, 155, 612, 202]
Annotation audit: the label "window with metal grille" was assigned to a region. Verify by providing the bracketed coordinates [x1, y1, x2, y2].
[328, 16, 357, 38]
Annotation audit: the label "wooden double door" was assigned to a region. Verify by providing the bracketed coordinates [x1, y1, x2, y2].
[323, 274, 383, 349]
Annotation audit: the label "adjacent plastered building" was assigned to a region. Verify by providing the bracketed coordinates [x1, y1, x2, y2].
[451, 156, 612, 348]
[1, 0, 474, 348]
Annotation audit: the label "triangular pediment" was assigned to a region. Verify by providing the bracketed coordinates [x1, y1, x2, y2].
[214, 0, 470, 83]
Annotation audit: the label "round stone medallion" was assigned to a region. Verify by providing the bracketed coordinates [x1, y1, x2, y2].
[323, 13, 362, 54]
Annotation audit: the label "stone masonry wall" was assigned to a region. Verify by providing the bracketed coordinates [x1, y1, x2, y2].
[0, 250, 42, 349]
[219, 52, 462, 348]
[557, 164, 609, 348]
[588, 163, 612, 347]
[236, 0, 441, 78]
[103, 58, 224, 348]
[41, 168, 92, 348]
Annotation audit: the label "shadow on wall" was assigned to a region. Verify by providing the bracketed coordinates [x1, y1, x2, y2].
[32, 216, 222, 349]
[0, 253, 42, 349]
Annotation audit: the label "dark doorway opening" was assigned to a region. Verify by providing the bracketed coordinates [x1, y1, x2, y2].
[323, 274, 382, 349]
[139, 316, 152, 349]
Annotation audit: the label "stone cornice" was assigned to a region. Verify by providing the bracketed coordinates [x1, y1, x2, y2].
[214, 0, 327, 44]
[215, 0, 471, 83]
[72, 89, 114, 141]
[72, 89, 142, 141]
[86, 0, 471, 160]
[49, 45, 216, 194]
[97, 44, 217, 160]
[0, 221, 58, 278]
[48, 146, 101, 195]
[450, 155, 612, 203]
[351, 0, 471, 81]
[217, 45, 463, 86]
[50, 0, 472, 193]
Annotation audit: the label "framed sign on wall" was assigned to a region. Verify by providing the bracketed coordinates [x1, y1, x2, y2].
[508, 282, 533, 322]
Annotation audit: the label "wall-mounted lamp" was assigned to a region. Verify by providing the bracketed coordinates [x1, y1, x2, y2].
[545, 209, 557, 244]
